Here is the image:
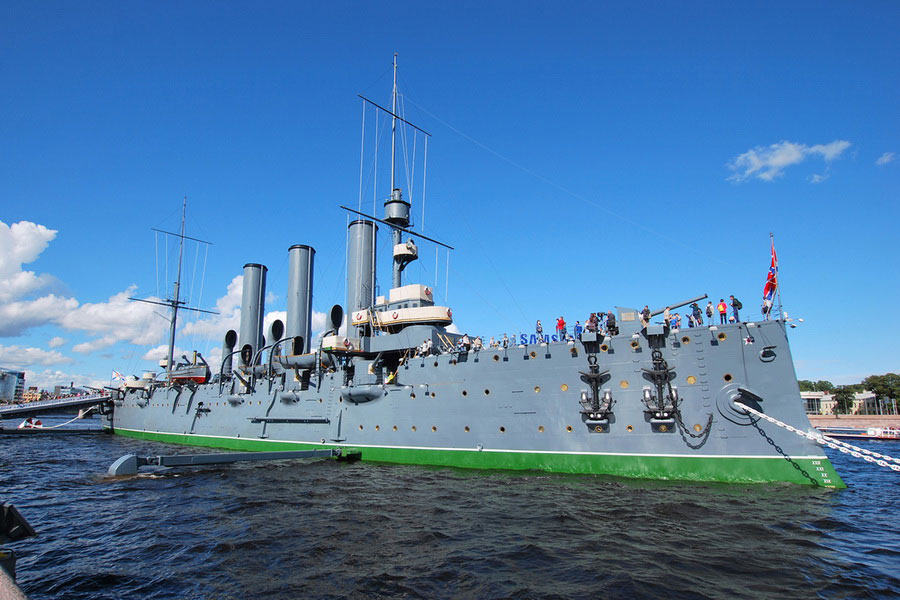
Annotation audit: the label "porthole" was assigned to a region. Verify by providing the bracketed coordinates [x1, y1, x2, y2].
[430, 392, 436, 398]
[410, 392, 416, 399]
[530, 351, 537, 358]
[630, 340, 640, 349]
[693, 424, 702, 433]
[686, 375, 697, 385]
[318, 398, 323, 403]
[484, 389, 491, 396]
[462, 390, 468, 396]
[434, 361, 439, 367]
[681, 336, 691, 344]
[659, 424, 668, 432]
[411, 425, 417, 432]
[560, 384, 568, 392]
[375, 425, 381, 431]
[493, 354, 500, 362]
[432, 426, 437, 432]
[499, 426, 506, 433]
[392, 425, 398, 431]
[464, 426, 470, 432]
[358, 425, 364, 430]
[339, 398, 343, 403]
[570, 347, 578, 357]
[600, 344, 609, 352]
[723, 373, 733, 382]
[620, 380, 629, 389]
[534, 386, 541, 393]
[594, 426, 603, 432]
[538, 426, 545, 433]
[566, 425, 573, 432]
[717, 332, 727, 342]
[626, 425, 634, 432]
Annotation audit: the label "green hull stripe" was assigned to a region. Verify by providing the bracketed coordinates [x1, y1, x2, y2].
[111, 428, 846, 488]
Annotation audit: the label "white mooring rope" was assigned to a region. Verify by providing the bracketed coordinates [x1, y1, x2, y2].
[734, 402, 900, 473]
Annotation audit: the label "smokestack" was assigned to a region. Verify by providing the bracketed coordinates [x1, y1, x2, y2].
[286, 244, 315, 354]
[221, 330, 237, 377]
[346, 220, 377, 334]
[239, 263, 267, 366]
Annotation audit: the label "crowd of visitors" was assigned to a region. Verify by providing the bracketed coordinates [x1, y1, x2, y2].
[414, 293, 749, 358]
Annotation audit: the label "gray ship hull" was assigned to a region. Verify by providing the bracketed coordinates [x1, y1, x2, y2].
[104, 319, 843, 487]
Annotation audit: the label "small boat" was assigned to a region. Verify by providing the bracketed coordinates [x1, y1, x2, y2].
[816, 426, 900, 441]
[17, 417, 43, 429]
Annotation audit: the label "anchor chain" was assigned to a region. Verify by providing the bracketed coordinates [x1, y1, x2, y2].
[735, 401, 900, 473]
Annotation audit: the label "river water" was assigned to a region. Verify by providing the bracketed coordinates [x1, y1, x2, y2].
[2, 417, 898, 599]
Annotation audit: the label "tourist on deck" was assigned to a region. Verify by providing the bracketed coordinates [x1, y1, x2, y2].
[473, 336, 483, 351]
[717, 299, 728, 324]
[606, 311, 618, 336]
[762, 299, 773, 320]
[502, 333, 509, 349]
[586, 313, 598, 333]
[535, 320, 543, 342]
[574, 320, 583, 340]
[730, 295, 742, 322]
[706, 301, 714, 325]
[461, 333, 471, 352]
[640, 305, 651, 327]
[691, 302, 703, 326]
[674, 313, 682, 330]
[663, 306, 671, 328]
[556, 316, 566, 340]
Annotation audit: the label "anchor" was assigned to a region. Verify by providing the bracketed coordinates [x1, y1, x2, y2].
[640, 348, 678, 430]
[579, 353, 612, 430]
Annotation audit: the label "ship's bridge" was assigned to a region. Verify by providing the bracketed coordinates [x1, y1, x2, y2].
[351, 283, 452, 332]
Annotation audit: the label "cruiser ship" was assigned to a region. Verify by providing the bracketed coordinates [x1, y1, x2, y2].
[102, 58, 843, 488]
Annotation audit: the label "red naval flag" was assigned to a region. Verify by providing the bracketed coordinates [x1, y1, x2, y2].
[763, 239, 778, 303]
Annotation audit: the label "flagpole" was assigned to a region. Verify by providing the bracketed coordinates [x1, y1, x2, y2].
[771, 232, 783, 320]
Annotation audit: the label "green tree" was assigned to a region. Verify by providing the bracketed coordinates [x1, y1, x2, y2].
[815, 380, 834, 392]
[862, 373, 900, 415]
[832, 386, 855, 415]
[798, 380, 815, 392]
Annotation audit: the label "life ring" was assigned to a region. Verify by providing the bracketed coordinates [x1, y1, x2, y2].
[355, 312, 363, 321]
[392, 311, 399, 320]
[342, 338, 351, 349]
[424, 287, 432, 297]
[447, 308, 453, 318]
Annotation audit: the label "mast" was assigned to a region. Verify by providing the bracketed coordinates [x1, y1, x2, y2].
[390, 53, 398, 198]
[166, 197, 187, 382]
[388, 53, 404, 289]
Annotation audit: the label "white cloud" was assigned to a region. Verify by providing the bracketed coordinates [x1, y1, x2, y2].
[808, 173, 829, 184]
[0, 344, 73, 368]
[24, 369, 101, 391]
[727, 140, 851, 182]
[0, 221, 58, 302]
[48, 336, 66, 348]
[876, 152, 896, 166]
[141, 344, 188, 362]
[0, 293, 79, 336]
[59, 286, 168, 347]
[181, 275, 242, 340]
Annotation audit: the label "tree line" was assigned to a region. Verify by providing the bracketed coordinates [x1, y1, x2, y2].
[798, 373, 900, 415]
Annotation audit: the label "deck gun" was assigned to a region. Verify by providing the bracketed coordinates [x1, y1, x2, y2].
[650, 294, 708, 318]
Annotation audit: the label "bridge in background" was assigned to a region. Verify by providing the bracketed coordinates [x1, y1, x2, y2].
[0, 393, 112, 419]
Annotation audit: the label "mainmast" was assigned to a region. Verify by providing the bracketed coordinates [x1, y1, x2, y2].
[165, 197, 187, 382]
[129, 198, 217, 381]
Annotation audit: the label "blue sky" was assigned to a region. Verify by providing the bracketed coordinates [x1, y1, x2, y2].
[1, 2, 897, 389]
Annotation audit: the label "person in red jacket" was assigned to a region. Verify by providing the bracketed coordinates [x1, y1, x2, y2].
[717, 299, 728, 324]
[556, 316, 566, 341]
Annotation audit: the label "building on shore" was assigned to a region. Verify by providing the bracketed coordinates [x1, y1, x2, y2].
[801, 390, 895, 415]
[0, 368, 26, 403]
[22, 386, 48, 402]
